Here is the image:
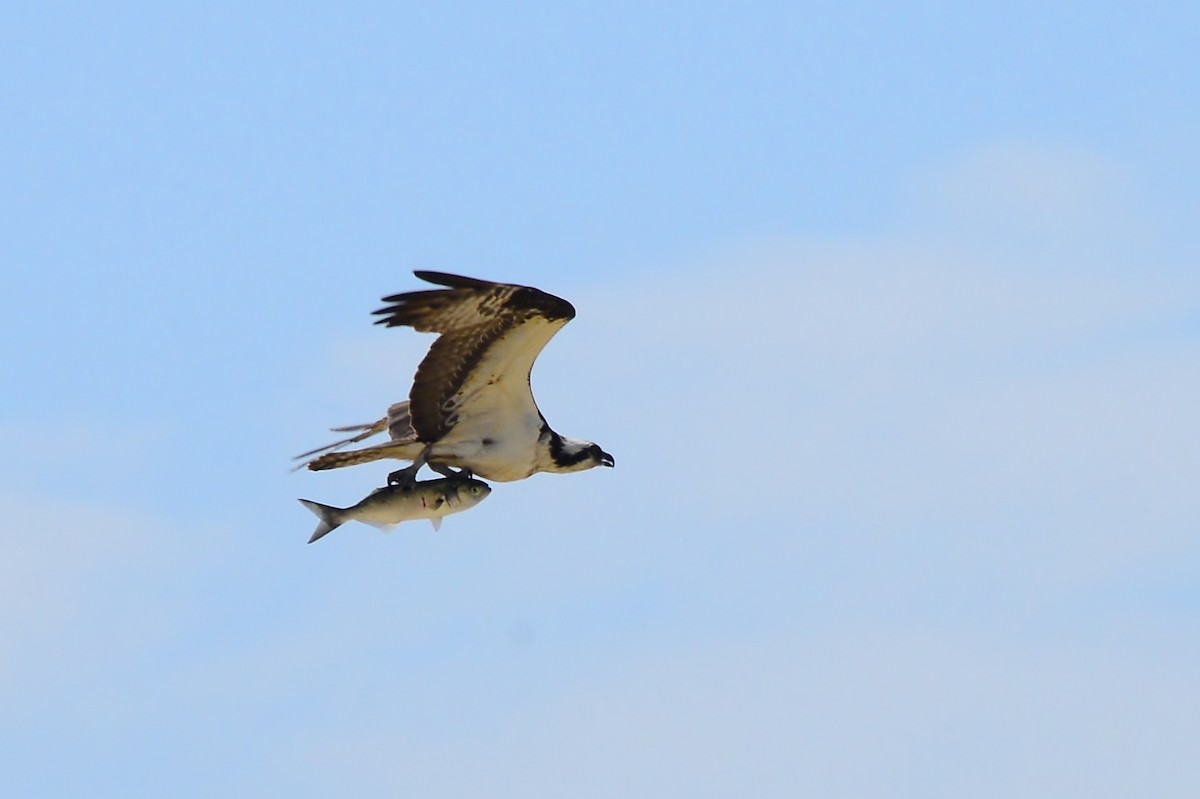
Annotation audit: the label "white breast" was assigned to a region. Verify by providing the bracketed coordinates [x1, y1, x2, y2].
[428, 392, 545, 481]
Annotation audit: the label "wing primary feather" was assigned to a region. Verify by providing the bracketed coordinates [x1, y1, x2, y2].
[376, 288, 451, 306]
[412, 271, 497, 289]
[375, 274, 575, 326]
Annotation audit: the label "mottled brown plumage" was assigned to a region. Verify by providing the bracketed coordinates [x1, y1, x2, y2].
[297, 271, 612, 484]
[372, 271, 575, 443]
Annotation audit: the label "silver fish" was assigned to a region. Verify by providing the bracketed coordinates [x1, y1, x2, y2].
[298, 476, 491, 544]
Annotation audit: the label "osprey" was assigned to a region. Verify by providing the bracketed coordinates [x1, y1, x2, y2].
[298, 271, 614, 486]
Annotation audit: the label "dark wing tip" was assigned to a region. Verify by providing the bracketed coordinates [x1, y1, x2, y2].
[509, 285, 575, 321]
[372, 272, 577, 328]
[372, 289, 448, 327]
[411, 272, 574, 319]
[413, 270, 496, 289]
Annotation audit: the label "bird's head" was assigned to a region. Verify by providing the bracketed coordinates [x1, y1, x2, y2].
[550, 436, 615, 473]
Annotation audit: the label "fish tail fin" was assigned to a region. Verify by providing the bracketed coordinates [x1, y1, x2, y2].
[298, 499, 344, 543]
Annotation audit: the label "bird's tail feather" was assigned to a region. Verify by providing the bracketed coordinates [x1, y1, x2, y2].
[298, 499, 344, 544]
[306, 440, 419, 472]
[329, 421, 381, 433]
[292, 417, 389, 466]
[292, 402, 417, 471]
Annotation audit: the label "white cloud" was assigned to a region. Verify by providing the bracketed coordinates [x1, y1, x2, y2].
[917, 142, 1129, 220]
[896, 141, 1152, 265]
[285, 628, 1200, 798]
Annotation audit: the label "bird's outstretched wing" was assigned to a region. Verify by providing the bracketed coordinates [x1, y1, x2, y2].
[373, 271, 576, 442]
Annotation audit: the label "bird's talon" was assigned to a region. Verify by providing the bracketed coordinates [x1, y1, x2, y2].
[388, 468, 417, 487]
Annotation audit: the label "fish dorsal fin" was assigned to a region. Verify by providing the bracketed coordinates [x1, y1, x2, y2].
[430, 517, 443, 532]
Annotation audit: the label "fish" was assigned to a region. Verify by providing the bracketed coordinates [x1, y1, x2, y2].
[298, 476, 491, 544]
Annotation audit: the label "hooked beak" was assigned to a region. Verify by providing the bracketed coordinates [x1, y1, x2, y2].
[600, 450, 615, 468]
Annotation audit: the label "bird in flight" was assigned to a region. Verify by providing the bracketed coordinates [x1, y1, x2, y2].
[297, 271, 614, 486]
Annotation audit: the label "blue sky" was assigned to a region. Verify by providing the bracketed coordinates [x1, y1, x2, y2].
[3, 2, 1199, 796]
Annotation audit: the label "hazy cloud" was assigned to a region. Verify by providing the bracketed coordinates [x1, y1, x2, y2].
[5, 141, 1198, 797]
